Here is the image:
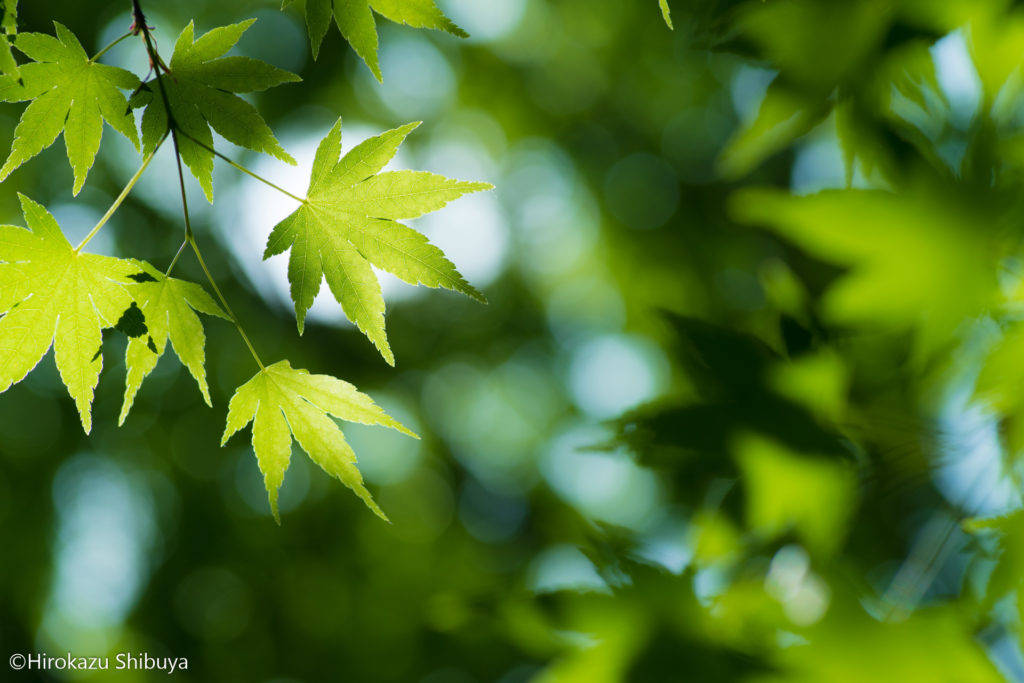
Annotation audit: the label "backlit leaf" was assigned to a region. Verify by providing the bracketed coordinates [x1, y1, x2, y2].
[221, 359, 417, 521]
[119, 260, 229, 425]
[0, 22, 139, 194]
[292, 0, 467, 79]
[0, 194, 139, 432]
[264, 119, 491, 364]
[134, 20, 299, 201]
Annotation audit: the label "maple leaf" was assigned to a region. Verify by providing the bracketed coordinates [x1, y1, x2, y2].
[264, 119, 491, 365]
[0, 22, 140, 195]
[0, 195, 140, 433]
[221, 359, 417, 521]
[286, 0, 467, 79]
[134, 19, 299, 201]
[119, 260, 229, 425]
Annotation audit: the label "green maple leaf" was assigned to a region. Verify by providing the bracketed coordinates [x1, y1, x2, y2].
[221, 359, 417, 521]
[264, 119, 491, 365]
[135, 19, 299, 201]
[0, 22, 140, 195]
[0, 195, 140, 433]
[660, 0, 673, 29]
[119, 261, 229, 425]
[286, 0, 467, 79]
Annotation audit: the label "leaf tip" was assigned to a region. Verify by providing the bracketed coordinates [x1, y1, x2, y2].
[269, 494, 281, 524]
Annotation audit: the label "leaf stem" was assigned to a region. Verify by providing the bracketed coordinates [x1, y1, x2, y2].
[165, 238, 187, 276]
[176, 129, 307, 204]
[75, 136, 165, 252]
[188, 234, 265, 370]
[91, 31, 133, 62]
[169, 126, 265, 369]
[167, 125, 265, 369]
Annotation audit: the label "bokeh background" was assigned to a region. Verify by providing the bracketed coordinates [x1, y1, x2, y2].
[5, 0, 1024, 680]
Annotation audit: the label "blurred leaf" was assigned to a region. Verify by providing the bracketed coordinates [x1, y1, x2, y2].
[690, 510, 742, 566]
[718, 81, 823, 179]
[769, 350, 848, 423]
[731, 188, 998, 355]
[738, 0, 891, 89]
[967, 11, 1024, 104]
[753, 596, 1005, 682]
[965, 512, 1024, 631]
[735, 434, 857, 556]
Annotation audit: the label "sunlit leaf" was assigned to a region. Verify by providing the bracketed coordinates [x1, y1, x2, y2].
[119, 260, 229, 425]
[134, 20, 299, 201]
[264, 119, 491, 364]
[290, 0, 467, 79]
[221, 359, 417, 521]
[0, 195, 139, 432]
[0, 22, 139, 194]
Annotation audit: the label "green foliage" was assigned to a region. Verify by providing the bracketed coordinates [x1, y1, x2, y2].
[287, 0, 467, 79]
[119, 260, 229, 425]
[966, 513, 1024, 637]
[265, 119, 491, 364]
[0, 195, 139, 433]
[16, 0, 1024, 679]
[134, 19, 299, 201]
[0, 10, 489, 520]
[221, 360, 416, 521]
[731, 188, 998, 356]
[736, 434, 857, 557]
[0, 22, 139, 194]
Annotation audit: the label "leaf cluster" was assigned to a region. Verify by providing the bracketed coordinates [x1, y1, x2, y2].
[0, 3, 489, 519]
